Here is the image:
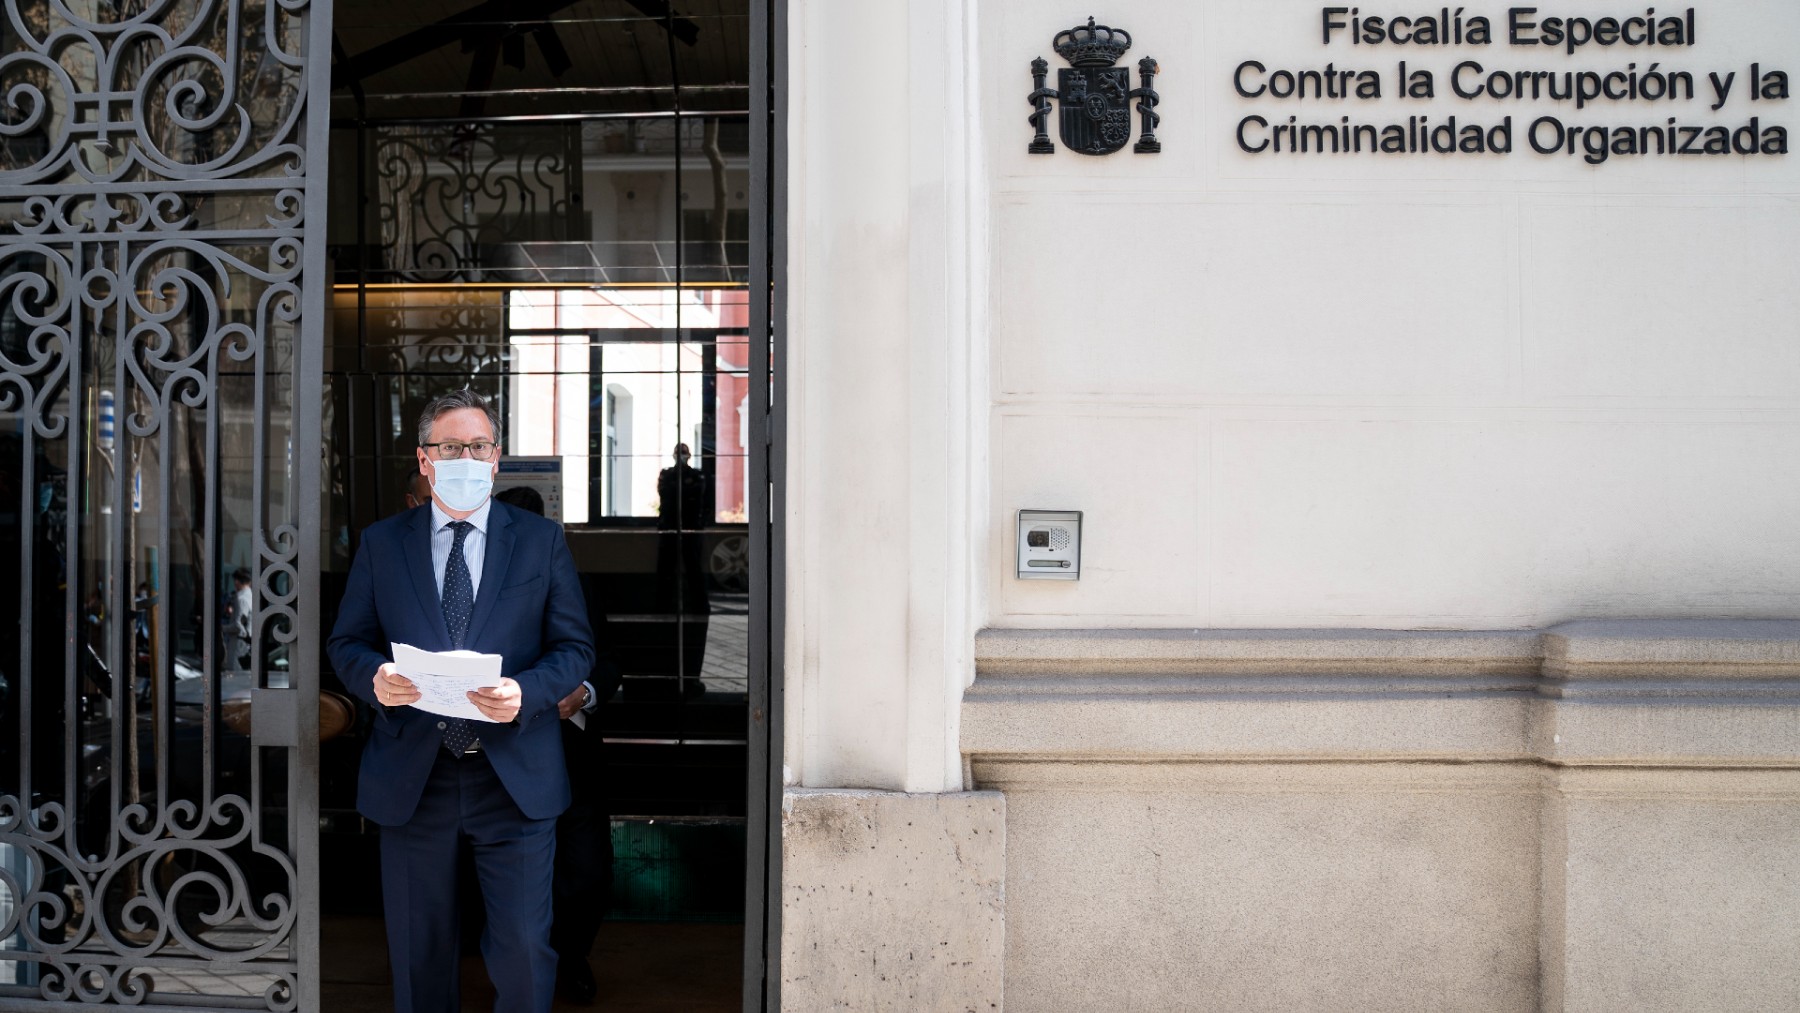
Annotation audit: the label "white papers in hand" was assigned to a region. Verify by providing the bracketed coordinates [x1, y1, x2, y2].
[391, 642, 504, 722]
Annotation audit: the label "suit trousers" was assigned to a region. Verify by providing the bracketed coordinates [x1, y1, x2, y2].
[380, 747, 558, 1013]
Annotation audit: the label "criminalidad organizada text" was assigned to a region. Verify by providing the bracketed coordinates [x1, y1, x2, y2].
[1236, 113, 1787, 163]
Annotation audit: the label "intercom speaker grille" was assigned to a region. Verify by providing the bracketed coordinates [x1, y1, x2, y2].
[1049, 527, 1071, 550]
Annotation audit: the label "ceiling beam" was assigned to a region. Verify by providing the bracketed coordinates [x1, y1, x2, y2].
[332, 0, 700, 91]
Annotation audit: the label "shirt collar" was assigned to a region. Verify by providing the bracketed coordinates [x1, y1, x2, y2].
[430, 497, 492, 535]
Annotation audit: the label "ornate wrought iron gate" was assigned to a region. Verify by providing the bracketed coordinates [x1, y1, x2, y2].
[0, 0, 329, 1008]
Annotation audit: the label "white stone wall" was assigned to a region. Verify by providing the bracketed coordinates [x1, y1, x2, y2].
[983, 0, 1800, 630]
[782, 1, 1800, 1009]
[786, 0, 985, 793]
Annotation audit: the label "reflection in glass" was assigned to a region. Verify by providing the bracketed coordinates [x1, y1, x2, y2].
[323, 90, 755, 824]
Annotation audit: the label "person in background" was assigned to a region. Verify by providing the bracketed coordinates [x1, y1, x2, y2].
[653, 443, 709, 615]
[228, 568, 253, 672]
[494, 483, 618, 1005]
[404, 469, 432, 511]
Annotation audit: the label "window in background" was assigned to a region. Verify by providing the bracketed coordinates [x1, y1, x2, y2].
[504, 287, 748, 525]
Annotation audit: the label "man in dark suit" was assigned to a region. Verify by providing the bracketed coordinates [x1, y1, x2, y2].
[328, 389, 594, 1013]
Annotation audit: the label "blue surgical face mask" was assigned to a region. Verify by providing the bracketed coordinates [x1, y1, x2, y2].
[431, 457, 494, 512]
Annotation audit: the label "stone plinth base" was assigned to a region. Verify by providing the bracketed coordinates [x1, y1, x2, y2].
[780, 789, 1005, 1012]
[959, 620, 1800, 1013]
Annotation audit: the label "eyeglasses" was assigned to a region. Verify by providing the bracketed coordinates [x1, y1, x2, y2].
[422, 440, 497, 461]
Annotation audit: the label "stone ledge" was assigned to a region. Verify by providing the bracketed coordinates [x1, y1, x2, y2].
[1543, 619, 1800, 677]
[974, 627, 1542, 677]
[977, 620, 1800, 679]
[965, 621, 1800, 767]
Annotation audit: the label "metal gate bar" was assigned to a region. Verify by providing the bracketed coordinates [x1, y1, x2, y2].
[0, 0, 331, 1008]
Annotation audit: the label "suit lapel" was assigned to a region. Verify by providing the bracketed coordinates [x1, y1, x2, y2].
[467, 501, 515, 649]
[402, 506, 453, 649]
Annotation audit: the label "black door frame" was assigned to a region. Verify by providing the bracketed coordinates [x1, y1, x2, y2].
[742, 0, 785, 1008]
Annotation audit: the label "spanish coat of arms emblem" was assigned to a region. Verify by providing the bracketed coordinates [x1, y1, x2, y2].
[1028, 17, 1161, 155]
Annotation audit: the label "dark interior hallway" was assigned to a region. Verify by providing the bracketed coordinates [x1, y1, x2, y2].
[320, 916, 742, 1012]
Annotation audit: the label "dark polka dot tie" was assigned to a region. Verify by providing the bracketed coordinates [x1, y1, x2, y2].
[440, 520, 479, 754]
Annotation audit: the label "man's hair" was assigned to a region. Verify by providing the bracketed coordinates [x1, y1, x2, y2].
[417, 388, 500, 446]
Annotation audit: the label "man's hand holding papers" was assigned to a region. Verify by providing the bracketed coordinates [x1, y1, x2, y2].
[388, 642, 509, 722]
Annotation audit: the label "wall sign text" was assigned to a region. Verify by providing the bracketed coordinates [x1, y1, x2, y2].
[1235, 6, 1788, 162]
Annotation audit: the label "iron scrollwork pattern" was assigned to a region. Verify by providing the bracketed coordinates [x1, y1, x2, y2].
[353, 286, 507, 378]
[371, 121, 582, 284]
[0, 0, 321, 1008]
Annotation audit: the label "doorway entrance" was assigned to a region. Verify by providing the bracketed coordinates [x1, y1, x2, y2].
[0, 0, 780, 1010]
[323, 1, 776, 1010]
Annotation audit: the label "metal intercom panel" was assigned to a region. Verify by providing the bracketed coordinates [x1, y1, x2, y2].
[1017, 509, 1082, 580]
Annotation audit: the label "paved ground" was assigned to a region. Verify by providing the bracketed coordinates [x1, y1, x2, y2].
[321, 915, 744, 1011]
[698, 613, 749, 693]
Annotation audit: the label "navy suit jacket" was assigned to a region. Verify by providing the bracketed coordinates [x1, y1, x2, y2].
[327, 500, 595, 826]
